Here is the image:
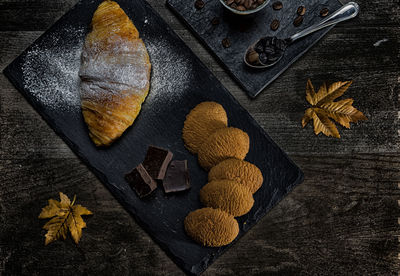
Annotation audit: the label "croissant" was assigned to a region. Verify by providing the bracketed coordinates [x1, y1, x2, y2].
[79, 0, 151, 147]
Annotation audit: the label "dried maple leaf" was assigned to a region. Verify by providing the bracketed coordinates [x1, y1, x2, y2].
[302, 79, 367, 138]
[39, 192, 93, 245]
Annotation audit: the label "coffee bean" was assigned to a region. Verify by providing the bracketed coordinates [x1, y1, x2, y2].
[236, 5, 246, 11]
[293, 15, 303, 27]
[194, 0, 205, 9]
[231, 3, 237, 8]
[211, 17, 220, 25]
[275, 39, 287, 50]
[247, 50, 259, 65]
[267, 53, 281, 62]
[297, 6, 306, 16]
[244, 0, 252, 9]
[272, 1, 282, 10]
[251, 3, 258, 9]
[264, 46, 274, 54]
[226, 0, 234, 5]
[263, 37, 271, 46]
[259, 53, 268, 64]
[234, 0, 241, 4]
[222, 38, 231, 48]
[257, 0, 265, 5]
[270, 19, 280, 31]
[270, 36, 277, 45]
[237, 0, 245, 5]
[320, 8, 329, 17]
[254, 42, 264, 53]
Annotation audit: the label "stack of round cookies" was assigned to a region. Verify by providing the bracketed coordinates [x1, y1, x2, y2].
[182, 102, 263, 247]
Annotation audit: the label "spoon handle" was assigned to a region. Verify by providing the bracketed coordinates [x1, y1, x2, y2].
[288, 2, 359, 43]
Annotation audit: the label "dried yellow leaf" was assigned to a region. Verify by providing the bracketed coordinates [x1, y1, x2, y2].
[39, 192, 93, 245]
[302, 79, 367, 138]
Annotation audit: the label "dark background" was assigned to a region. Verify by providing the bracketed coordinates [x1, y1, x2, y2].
[1, 0, 399, 274]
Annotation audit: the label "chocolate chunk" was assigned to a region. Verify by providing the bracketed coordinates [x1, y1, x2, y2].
[142, 146, 173, 180]
[163, 160, 190, 193]
[125, 164, 157, 198]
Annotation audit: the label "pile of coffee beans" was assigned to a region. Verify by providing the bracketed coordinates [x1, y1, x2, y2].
[224, 0, 266, 12]
[246, 37, 287, 66]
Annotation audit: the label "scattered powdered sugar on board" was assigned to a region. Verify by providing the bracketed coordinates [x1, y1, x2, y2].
[21, 24, 192, 113]
[22, 26, 86, 112]
[145, 38, 193, 107]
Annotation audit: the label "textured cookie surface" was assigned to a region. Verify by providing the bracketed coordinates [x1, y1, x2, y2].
[200, 180, 254, 217]
[198, 127, 249, 170]
[182, 102, 228, 153]
[208, 158, 263, 194]
[184, 207, 239, 247]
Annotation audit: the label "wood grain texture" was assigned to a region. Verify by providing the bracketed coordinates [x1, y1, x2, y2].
[1, 0, 399, 275]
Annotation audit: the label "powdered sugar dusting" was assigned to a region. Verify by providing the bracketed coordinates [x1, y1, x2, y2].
[80, 37, 151, 103]
[22, 26, 85, 112]
[146, 37, 193, 106]
[21, 25, 193, 113]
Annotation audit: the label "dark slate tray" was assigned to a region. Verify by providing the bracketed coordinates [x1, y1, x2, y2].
[167, 0, 343, 97]
[3, 0, 303, 274]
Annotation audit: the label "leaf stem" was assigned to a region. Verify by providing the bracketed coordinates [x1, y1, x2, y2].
[71, 195, 77, 206]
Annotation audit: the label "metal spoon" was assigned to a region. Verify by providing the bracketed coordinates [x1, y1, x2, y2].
[244, 2, 360, 69]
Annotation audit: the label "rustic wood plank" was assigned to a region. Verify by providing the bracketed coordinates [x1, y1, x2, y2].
[1, 0, 399, 274]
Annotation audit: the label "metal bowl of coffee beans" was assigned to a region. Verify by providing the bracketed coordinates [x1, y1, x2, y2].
[220, 0, 270, 15]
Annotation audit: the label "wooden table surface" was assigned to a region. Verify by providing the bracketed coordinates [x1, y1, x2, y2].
[1, 0, 399, 274]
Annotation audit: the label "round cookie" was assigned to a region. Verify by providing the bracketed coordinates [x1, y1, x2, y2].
[208, 158, 263, 194]
[200, 180, 254, 217]
[184, 207, 239, 247]
[197, 127, 249, 170]
[182, 102, 228, 154]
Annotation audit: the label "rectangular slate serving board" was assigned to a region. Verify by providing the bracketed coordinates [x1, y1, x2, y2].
[3, 0, 303, 274]
[167, 0, 343, 98]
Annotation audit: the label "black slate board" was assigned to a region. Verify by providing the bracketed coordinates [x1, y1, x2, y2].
[3, 0, 303, 274]
[167, 0, 343, 97]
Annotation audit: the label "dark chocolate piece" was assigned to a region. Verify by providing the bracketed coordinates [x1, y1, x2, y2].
[125, 164, 157, 198]
[142, 146, 173, 180]
[163, 160, 191, 193]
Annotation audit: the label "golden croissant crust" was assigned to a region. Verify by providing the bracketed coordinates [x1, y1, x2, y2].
[79, 0, 151, 146]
